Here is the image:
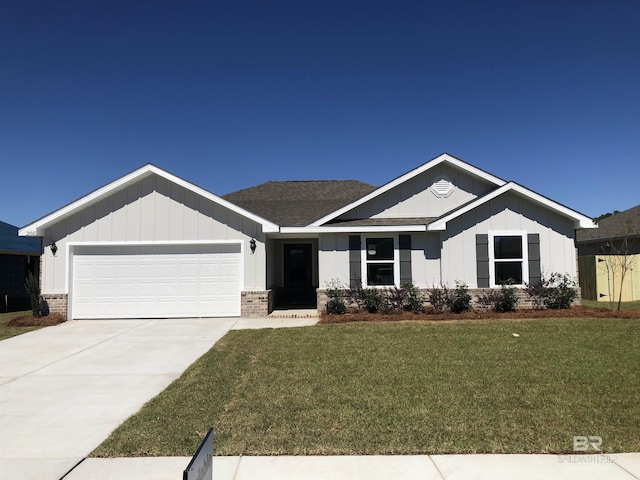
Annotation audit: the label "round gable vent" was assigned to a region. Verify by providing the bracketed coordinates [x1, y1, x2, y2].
[431, 178, 454, 198]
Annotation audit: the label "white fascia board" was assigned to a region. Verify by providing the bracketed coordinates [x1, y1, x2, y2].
[310, 153, 506, 227]
[427, 182, 597, 231]
[281, 225, 427, 234]
[19, 164, 279, 236]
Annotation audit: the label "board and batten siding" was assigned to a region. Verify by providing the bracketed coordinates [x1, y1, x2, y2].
[440, 192, 577, 287]
[41, 174, 266, 295]
[335, 164, 496, 221]
[317, 232, 442, 288]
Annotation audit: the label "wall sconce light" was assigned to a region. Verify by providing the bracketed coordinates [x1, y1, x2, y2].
[49, 241, 58, 256]
[249, 238, 256, 254]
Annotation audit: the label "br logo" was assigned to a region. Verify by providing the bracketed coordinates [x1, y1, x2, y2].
[573, 436, 602, 452]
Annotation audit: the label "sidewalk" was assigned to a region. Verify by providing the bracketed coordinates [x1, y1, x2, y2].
[64, 453, 640, 479]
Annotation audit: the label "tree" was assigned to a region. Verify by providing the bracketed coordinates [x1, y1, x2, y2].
[600, 219, 638, 311]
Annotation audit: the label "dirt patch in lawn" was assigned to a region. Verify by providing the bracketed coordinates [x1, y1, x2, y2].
[319, 306, 640, 324]
[7, 313, 67, 327]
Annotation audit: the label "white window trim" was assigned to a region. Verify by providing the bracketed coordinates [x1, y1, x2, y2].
[361, 235, 399, 287]
[488, 230, 528, 288]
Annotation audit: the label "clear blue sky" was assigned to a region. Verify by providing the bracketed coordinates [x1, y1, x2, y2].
[2, 1, 638, 228]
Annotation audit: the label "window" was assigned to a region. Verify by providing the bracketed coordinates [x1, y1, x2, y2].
[489, 232, 528, 287]
[364, 237, 396, 286]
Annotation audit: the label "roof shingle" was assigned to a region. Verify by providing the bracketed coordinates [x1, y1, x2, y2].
[223, 180, 377, 227]
[576, 205, 640, 243]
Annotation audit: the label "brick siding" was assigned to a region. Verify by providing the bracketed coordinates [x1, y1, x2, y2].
[43, 294, 68, 318]
[241, 290, 274, 317]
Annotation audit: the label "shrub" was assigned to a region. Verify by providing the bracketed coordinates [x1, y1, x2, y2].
[401, 282, 426, 313]
[525, 273, 577, 310]
[427, 284, 450, 312]
[544, 273, 577, 309]
[24, 271, 41, 317]
[360, 288, 384, 313]
[325, 280, 347, 315]
[476, 289, 499, 310]
[493, 281, 519, 313]
[427, 282, 471, 313]
[450, 281, 472, 313]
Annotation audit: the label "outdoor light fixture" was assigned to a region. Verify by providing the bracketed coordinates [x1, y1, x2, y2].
[49, 241, 58, 256]
[249, 238, 257, 254]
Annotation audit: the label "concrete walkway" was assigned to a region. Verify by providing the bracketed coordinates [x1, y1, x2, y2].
[0, 317, 316, 480]
[65, 453, 640, 479]
[2, 317, 639, 480]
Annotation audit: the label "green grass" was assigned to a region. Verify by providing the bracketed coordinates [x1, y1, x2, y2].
[0, 310, 42, 340]
[93, 318, 640, 457]
[582, 299, 640, 311]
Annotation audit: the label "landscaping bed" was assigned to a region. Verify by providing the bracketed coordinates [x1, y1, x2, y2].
[320, 305, 640, 324]
[6, 313, 67, 327]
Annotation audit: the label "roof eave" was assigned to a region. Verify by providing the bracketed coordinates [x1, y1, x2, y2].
[427, 182, 596, 232]
[19, 164, 279, 237]
[281, 225, 427, 234]
[310, 153, 506, 227]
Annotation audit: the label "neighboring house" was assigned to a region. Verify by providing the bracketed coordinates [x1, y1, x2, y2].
[0, 221, 41, 312]
[19, 153, 595, 319]
[576, 205, 640, 302]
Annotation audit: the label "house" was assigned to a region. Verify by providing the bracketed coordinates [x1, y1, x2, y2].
[1, 221, 41, 312]
[19, 153, 595, 319]
[576, 205, 640, 302]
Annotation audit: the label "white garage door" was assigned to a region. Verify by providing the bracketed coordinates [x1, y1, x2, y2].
[71, 243, 241, 319]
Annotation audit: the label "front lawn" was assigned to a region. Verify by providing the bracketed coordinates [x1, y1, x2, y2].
[93, 318, 640, 456]
[581, 299, 640, 311]
[0, 310, 43, 340]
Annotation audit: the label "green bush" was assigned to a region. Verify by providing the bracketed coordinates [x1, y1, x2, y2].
[427, 284, 450, 312]
[427, 282, 471, 313]
[24, 271, 41, 317]
[525, 273, 577, 310]
[493, 280, 518, 313]
[347, 282, 425, 314]
[450, 282, 472, 313]
[325, 280, 347, 315]
[402, 282, 425, 313]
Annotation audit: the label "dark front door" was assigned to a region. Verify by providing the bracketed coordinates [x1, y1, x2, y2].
[283, 244, 315, 306]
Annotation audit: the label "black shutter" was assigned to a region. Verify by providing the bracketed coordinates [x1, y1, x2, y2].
[528, 234, 541, 283]
[399, 234, 412, 285]
[476, 234, 489, 288]
[349, 235, 361, 288]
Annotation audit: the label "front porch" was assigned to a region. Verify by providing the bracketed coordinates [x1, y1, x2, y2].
[267, 237, 319, 310]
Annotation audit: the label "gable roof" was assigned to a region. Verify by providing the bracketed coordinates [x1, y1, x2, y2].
[19, 164, 279, 237]
[223, 180, 377, 227]
[427, 181, 596, 231]
[576, 205, 640, 243]
[310, 153, 506, 226]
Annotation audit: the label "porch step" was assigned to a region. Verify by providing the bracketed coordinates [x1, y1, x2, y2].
[268, 309, 319, 319]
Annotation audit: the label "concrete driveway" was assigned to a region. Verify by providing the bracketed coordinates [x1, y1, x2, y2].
[0, 318, 241, 480]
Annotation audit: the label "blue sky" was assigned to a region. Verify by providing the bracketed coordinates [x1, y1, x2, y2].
[2, 1, 638, 228]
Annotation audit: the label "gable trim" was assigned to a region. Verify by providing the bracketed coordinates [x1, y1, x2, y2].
[427, 182, 596, 231]
[310, 153, 506, 227]
[19, 164, 279, 236]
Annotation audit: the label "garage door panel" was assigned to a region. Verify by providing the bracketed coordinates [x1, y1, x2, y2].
[72, 244, 241, 319]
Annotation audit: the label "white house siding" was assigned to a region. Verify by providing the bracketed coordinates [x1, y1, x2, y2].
[336, 164, 496, 221]
[411, 233, 442, 287]
[440, 192, 577, 287]
[318, 232, 441, 288]
[318, 234, 350, 287]
[41, 174, 266, 296]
